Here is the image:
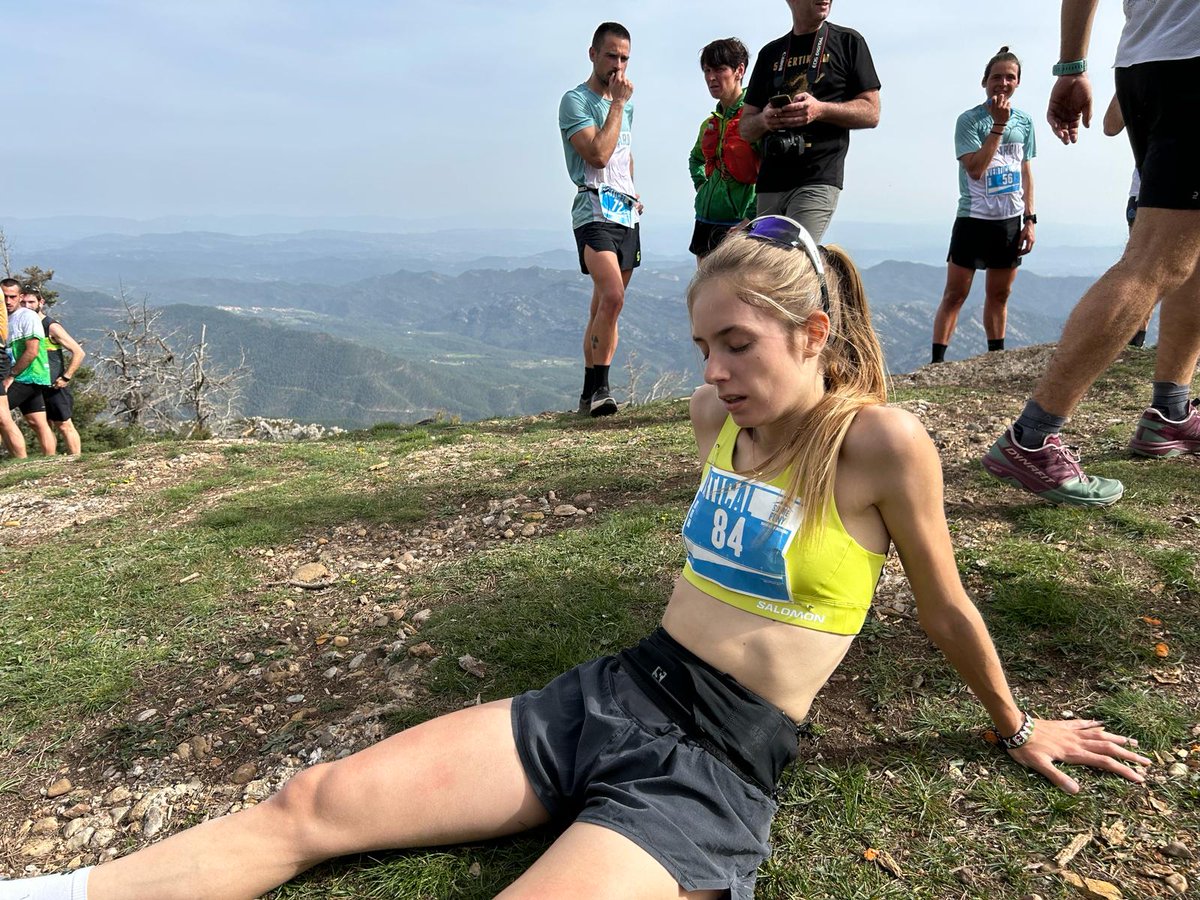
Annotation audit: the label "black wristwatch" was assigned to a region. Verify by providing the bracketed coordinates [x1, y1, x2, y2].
[1023, 213, 1037, 224]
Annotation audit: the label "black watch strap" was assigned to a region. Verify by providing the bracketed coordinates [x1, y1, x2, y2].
[1023, 213, 1037, 224]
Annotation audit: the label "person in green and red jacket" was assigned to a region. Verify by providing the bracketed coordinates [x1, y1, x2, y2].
[688, 38, 760, 261]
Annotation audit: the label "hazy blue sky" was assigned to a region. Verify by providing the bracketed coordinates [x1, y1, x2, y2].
[6, 1, 1132, 237]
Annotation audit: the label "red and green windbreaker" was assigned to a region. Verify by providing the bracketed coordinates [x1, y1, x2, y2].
[688, 90, 760, 225]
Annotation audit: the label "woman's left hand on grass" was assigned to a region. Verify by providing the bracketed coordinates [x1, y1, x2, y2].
[1007, 718, 1152, 794]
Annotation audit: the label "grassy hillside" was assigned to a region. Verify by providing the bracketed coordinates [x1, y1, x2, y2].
[0, 346, 1195, 897]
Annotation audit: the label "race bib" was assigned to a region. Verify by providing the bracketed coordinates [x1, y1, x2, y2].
[599, 184, 636, 227]
[682, 466, 801, 602]
[985, 166, 1021, 195]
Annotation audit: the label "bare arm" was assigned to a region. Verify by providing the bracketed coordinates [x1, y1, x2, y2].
[567, 75, 633, 169]
[858, 407, 1149, 792]
[49, 321, 86, 382]
[689, 385, 727, 464]
[1048, 0, 1100, 144]
[745, 90, 880, 141]
[1102, 95, 1124, 136]
[1019, 160, 1036, 255]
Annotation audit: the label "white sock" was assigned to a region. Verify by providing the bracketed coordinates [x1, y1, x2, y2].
[0, 867, 91, 900]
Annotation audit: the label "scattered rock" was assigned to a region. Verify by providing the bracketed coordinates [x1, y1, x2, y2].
[1161, 841, 1193, 860]
[1163, 873, 1188, 895]
[62, 802, 92, 819]
[46, 777, 73, 798]
[333, 636, 350, 648]
[1167, 762, 1189, 777]
[552, 504, 579, 517]
[409, 642, 438, 660]
[458, 655, 487, 678]
[31, 817, 59, 835]
[136, 709, 158, 722]
[231, 763, 258, 785]
[1061, 870, 1124, 900]
[290, 562, 333, 586]
[20, 836, 57, 858]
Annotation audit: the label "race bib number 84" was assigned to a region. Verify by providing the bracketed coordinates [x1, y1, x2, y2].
[682, 466, 802, 602]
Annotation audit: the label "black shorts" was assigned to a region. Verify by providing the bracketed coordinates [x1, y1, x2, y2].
[42, 385, 74, 422]
[6, 380, 46, 415]
[574, 221, 641, 275]
[512, 629, 799, 899]
[1116, 57, 1200, 210]
[947, 215, 1022, 270]
[689, 221, 736, 257]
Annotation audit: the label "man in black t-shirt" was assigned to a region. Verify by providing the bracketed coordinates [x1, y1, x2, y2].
[740, 0, 880, 241]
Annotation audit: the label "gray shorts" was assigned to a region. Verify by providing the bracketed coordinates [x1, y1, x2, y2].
[511, 652, 778, 899]
[756, 183, 841, 242]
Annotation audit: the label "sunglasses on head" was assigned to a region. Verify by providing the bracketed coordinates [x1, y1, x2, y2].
[743, 215, 829, 313]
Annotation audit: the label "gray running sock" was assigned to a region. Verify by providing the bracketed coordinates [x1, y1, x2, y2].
[1012, 399, 1067, 449]
[0, 867, 91, 899]
[1151, 381, 1190, 421]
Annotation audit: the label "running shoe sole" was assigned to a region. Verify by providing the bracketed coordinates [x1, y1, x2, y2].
[981, 456, 1124, 507]
[590, 397, 618, 417]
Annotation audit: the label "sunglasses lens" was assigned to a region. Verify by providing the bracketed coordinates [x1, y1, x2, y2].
[746, 216, 800, 247]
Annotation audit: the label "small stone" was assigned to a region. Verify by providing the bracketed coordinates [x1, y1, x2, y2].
[62, 802, 92, 819]
[31, 817, 59, 835]
[332, 635, 350, 648]
[142, 802, 169, 838]
[91, 827, 118, 849]
[1163, 873, 1188, 894]
[66, 826, 95, 850]
[458, 655, 487, 678]
[409, 642, 438, 660]
[231, 763, 257, 785]
[349, 653, 368, 670]
[46, 777, 73, 798]
[20, 836, 56, 858]
[410, 609, 433, 626]
[1162, 841, 1193, 860]
[136, 708, 158, 722]
[469, 861, 482, 877]
[291, 562, 332, 584]
[323, 666, 340, 679]
[503, 529, 515, 539]
[356, 527, 368, 537]
[521, 524, 537, 537]
[237, 652, 255, 664]
[110, 805, 131, 825]
[1167, 762, 1189, 777]
[553, 504, 579, 517]
[286, 694, 306, 703]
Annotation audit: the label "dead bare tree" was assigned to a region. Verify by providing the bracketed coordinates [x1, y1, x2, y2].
[177, 323, 249, 437]
[95, 287, 181, 430]
[0, 228, 12, 277]
[623, 350, 690, 406]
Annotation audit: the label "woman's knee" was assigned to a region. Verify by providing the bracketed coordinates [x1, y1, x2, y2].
[259, 762, 341, 859]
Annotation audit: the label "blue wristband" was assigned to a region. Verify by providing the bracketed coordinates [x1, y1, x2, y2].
[1052, 59, 1087, 77]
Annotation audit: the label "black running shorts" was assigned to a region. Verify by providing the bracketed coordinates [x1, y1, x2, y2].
[574, 221, 641, 275]
[947, 215, 1022, 270]
[511, 651, 779, 899]
[1116, 57, 1200, 211]
[42, 385, 74, 422]
[6, 380, 47, 415]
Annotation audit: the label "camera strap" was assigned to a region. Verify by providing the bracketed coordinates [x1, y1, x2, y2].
[778, 21, 828, 92]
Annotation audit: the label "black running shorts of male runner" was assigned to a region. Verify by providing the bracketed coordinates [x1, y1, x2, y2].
[574, 221, 641, 275]
[1116, 57, 1200, 210]
[42, 385, 74, 423]
[947, 215, 1022, 270]
[689, 221, 736, 258]
[511, 651, 781, 900]
[6, 381, 47, 416]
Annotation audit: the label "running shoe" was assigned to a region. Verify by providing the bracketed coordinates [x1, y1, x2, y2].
[577, 397, 590, 415]
[1129, 399, 1200, 457]
[982, 427, 1124, 507]
[589, 387, 618, 417]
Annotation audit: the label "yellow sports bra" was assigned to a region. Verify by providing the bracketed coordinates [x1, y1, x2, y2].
[681, 416, 886, 636]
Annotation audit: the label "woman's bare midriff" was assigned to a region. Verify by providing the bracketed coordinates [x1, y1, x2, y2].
[660, 577, 856, 723]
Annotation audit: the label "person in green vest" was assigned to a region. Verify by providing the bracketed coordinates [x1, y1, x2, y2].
[3, 279, 55, 455]
[688, 38, 760, 261]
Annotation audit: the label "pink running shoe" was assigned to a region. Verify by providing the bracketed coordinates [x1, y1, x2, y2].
[1129, 399, 1200, 458]
[982, 427, 1124, 507]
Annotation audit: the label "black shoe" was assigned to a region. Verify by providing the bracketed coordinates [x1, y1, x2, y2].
[577, 397, 590, 415]
[589, 387, 618, 417]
